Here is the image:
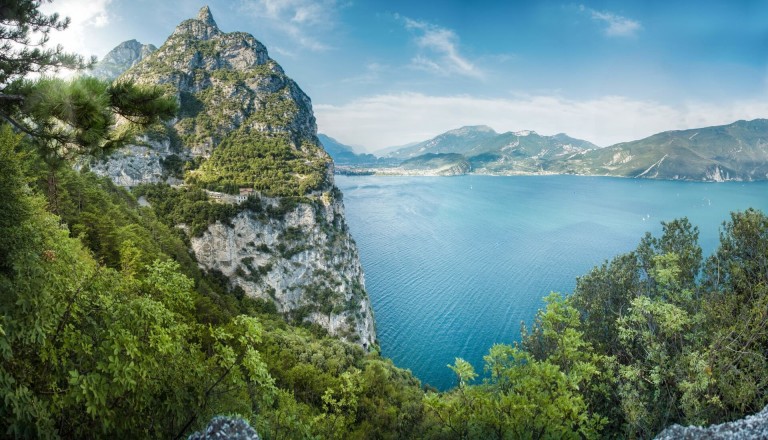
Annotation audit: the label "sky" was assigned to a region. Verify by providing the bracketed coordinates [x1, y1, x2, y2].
[40, 0, 768, 152]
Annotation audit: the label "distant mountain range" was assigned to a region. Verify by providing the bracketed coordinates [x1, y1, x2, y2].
[555, 119, 768, 181]
[317, 134, 378, 165]
[317, 134, 398, 168]
[386, 125, 499, 158]
[323, 119, 768, 182]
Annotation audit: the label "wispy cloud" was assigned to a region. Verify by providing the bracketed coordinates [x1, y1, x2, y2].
[399, 16, 484, 79]
[315, 93, 768, 151]
[239, 0, 341, 51]
[340, 62, 388, 85]
[580, 5, 642, 37]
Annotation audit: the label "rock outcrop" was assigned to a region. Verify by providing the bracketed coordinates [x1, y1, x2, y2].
[90, 39, 157, 81]
[655, 406, 768, 439]
[90, 6, 376, 347]
[191, 194, 375, 345]
[188, 416, 260, 440]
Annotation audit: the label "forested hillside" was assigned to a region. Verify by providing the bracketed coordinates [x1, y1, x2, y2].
[0, 126, 428, 438]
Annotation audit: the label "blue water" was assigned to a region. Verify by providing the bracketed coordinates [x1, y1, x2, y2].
[336, 175, 768, 390]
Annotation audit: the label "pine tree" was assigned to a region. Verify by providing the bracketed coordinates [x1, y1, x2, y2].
[0, 0, 92, 90]
[0, 1, 177, 208]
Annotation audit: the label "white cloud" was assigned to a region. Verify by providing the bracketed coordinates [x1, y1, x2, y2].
[39, 0, 113, 57]
[315, 93, 768, 152]
[581, 5, 641, 37]
[239, 0, 340, 51]
[400, 16, 484, 79]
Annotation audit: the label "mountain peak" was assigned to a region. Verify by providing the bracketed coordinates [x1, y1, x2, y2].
[171, 5, 220, 40]
[90, 39, 157, 81]
[197, 5, 218, 28]
[452, 125, 496, 134]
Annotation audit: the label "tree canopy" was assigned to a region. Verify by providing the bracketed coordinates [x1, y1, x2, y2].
[1, 1, 176, 172]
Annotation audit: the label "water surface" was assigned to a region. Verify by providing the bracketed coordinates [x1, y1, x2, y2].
[336, 175, 768, 390]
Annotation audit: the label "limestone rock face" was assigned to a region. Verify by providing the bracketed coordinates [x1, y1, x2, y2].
[91, 6, 376, 346]
[655, 406, 768, 439]
[90, 134, 185, 186]
[188, 416, 260, 440]
[191, 195, 376, 346]
[90, 39, 157, 81]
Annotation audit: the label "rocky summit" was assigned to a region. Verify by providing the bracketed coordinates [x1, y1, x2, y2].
[89, 39, 157, 81]
[91, 6, 376, 347]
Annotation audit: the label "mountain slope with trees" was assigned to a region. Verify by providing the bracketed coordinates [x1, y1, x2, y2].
[88, 6, 377, 345]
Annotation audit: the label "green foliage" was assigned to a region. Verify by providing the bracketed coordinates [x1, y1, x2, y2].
[3, 14, 768, 432]
[0, 125, 428, 438]
[448, 358, 477, 388]
[5, 112, 768, 438]
[4, 77, 176, 171]
[0, 126, 32, 275]
[425, 344, 605, 439]
[701, 209, 768, 420]
[515, 212, 768, 437]
[0, 130, 271, 437]
[188, 127, 328, 197]
[133, 183, 243, 236]
[255, 324, 427, 439]
[419, 211, 768, 439]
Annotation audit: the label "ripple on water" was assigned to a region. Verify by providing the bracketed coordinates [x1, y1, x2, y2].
[337, 175, 768, 390]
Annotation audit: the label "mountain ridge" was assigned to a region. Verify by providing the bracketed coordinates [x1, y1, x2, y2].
[318, 133, 379, 165]
[334, 119, 768, 181]
[556, 118, 768, 181]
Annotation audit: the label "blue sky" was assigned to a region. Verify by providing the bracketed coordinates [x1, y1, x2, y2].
[43, 0, 768, 151]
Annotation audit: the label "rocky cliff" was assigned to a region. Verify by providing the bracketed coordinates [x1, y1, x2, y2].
[190, 194, 375, 345]
[90, 6, 376, 347]
[90, 39, 157, 81]
[655, 405, 768, 439]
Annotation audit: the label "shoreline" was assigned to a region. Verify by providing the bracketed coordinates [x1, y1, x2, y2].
[334, 168, 757, 183]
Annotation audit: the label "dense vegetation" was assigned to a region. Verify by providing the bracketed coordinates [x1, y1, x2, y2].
[422, 212, 768, 438]
[188, 129, 328, 197]
[0, 126, 429, 438]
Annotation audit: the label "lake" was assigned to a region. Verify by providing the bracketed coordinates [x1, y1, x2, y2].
[335, 175, 768, 390]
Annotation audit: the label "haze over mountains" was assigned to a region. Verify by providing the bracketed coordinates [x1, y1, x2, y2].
[90, 39, 157, 81]
[316, 134, 378, 166]
[565, 119, 768, 181]
[321, 119, 768, 181]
